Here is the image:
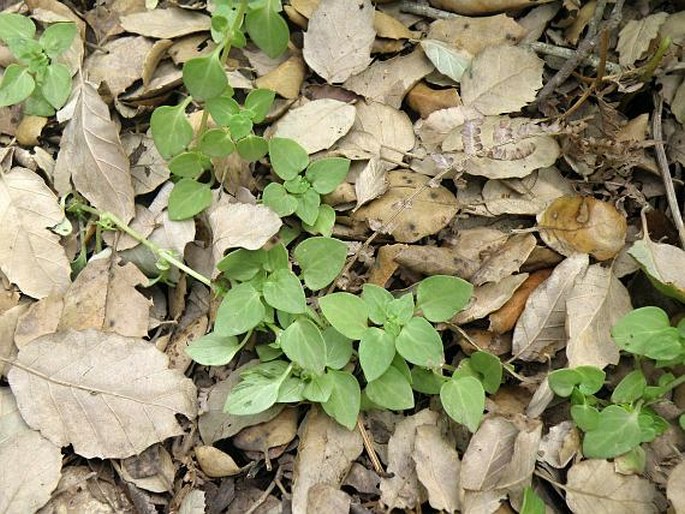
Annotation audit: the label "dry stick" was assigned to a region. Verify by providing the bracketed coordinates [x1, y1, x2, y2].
[244, 465, 283, 514]
[357, 417, 387, 476]
[652, 93, 685, 249]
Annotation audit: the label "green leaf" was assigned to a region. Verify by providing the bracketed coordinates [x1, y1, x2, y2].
[548, 368, 581, 397]
[571, 404, 600, 431]
[322, 327, 353, 370]
[268, 137, 309, 180]
[575, 366, 605, 395]
[385, 294, 414, 327]
[183, 53, 228, 101]
[245, 88, 275, 122]
[227, 113, 253, 139]
[245, 7, 289, 59]
[303, 373, 333, 402]
[40, 63, 71, 109]
[395, 317, 444, 368]
[262, 182, 298, 217]
[582, 405, 642, 459]
[150, 102, 193, 159]
[225, 365, 290, 415]
[236, 135, 268, 161]
[416, 275, 473, 322]
[628, 239, 685, 302]
[520, 486, 546, 514]
[359, 327, 396, 382]
[411, 367, 446, 394]
[278, 376, 306, 403]
[167, 179, 212, 220]
[322, 370, 360, 430]
[366, 366, 414, 411]
[294, 236, 347, 290]
[295, 188, 321, 225]
[470, 351, 502, 394]
[215, 282, 265, 336]
[263, 243, 289, 271]
[305, 157, 351, 195]
[0, 64, 34, 107]
[319, 292, 369, 339]
[284, 175, 309, 194]
[206, 94, 240, 126]
[199, 128, 235, 157]
[0, 13, 35, 43]
[611, 369, 646, 403]
[263, 268, 306, 314]
[39, 22, 76, 58]
[185, 332, 243, 365]
[23, 88, 53, 116]
[361, 284, 393, 325]
[280, 318, 326, 374]
[217, 248, 264, 281]
[612, 306, 682, 360]
[302, 204, 336, 237]
[440, 376, 484, 432]
[168, 151, 208, 178]
[420, 39, 472, 82]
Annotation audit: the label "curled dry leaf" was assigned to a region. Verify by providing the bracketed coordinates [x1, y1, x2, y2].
[413, 424, 461, 513]
[617, 13, 668, 67]
[628, 237, 685, 303]
[354, 157, 389, 210]
[538, 196, 627, 261]
[470, 233, 537, 286]
[85, 36, 154, 97]
[8, 329, 197, 459]
[119, 8, 211, 39]
[453, 273, 529, 324]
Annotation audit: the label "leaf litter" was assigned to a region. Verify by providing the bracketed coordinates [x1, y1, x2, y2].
[0, 0, 684, 512]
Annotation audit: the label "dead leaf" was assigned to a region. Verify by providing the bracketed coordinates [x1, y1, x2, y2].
[566, 459, 658, 513]
[566, 264, 632, 369]
[394, 244, 475, 280]
[14, 295, 63, 348]
[407, 82, 461, 119]
[291, 406, 363, 513]
[368, 244, 405, 286]
[195, 446, 241, 478]
[54, 76, 135, 223]
[0, 388, 62, 514]
[233, 407, 298, 452]
[0, 304, 29, 377]
[471, 233, 537, 286]
[512, 253, 589, 362]
[303, 0, 375, 83]
[119, 8, 211, 39]
[179, 490, 205, 514]
[628, 237, 685, 303]
[429, 0, 555, 16]
[307, 484, 352, 514]
[415, 106, 467, 151]
[617, 13, 668, 67]
[667, 461, 685, 513]
[269, 99, 356, 154]
[85, 36, 154, 97]
[166, 316, 208, 373]
[354, 158, 389, 210]
[461, 46, 544, 115]
[413, 424, 461, 513]
[0, 167, 71, 299]
[16, 115, 47, 146]
[427, 14, 526, 55]
[8, 329, 197, 458]
[255, 54, 306, 100]
[453, 273, 529, 324]
[538, 196, 627, 261]
[118, 444, 175, 493]
[538, 421, 580, 468]
[123, 133, 170, 196]
[489, 268, 553, 334]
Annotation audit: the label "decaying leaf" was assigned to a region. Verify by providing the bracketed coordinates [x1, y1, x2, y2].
[453, 273, 529, 324]
[538, 421, 580, 468]
[354, 158, 389, 210]
[470, 233, 537, 286]
[489, 268, 553, 334]
[85, 36, 154, 97]
[413, 424, 461, 513]
[628, 237, 685, 303]
[119, 8, 210, 39]
[394, 244, 476, 280]
[406, 82, 461, 119]
[617, 13, 668, 67]
[123, 133, 170, 196]
[0, 304, 29, 377]
[429, 0, 556, 16]
[302, 0, 375, 83]
[255, 54, 307, 100]
[538, 196, 627, 261]
[8, 329, 197, 458]
[427, 14, 526, 55]
[667, 461, 685, 514]
[0, 167, 71, 299]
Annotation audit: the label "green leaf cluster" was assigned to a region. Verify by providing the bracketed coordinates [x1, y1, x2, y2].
[0, 14, 76, 115]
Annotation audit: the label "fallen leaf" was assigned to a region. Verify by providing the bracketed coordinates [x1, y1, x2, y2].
[566, 459, 658, 513]
[233, 407, 298, 452]
[119, 8, 211, 39]
[85, 36, 154, 97]
[0, 304, 29, 377]
[0, 167, 71, 299]
[471, 233, 537, 286]
[8, 329, 197, 458]
[15, 115, 47, 146]
[512, 253, 589, 362]
[394, 244, 476, 280]
[166, 316, 208, 373]
[453, 273, 529, 324]
[667, 461, 685, 513]
[302, 0, 375, 83]
[354, 157, 389, 210]
[415, 106, 467, 151]
[538, 196, 627, 261]
[566, 264, 632, 369]
[429, 0, 555, 16]
[617, 13, 668, 67]
[122, 133, 170, 196]
[628, 237, 685, 303]
[407, 82, 461, 119]
[428, 14, 526, 55]
[255, 54, 306, 99]
[489, 268, 553, 334]
[307, 484, 352, 514]
[368, 244, 405, 286]
[374, 10, 415, 39]
[54, 76, 135, 223]
[195, 446, 241, 478]
[420, 39, 473, 83]
[269, 99, 356, 154]
[118, 444, 175, 493]
[538, 421, 580, 468]
[14, 295, 63, 348]
[461, 46, 544, 115]
[179, 490, 205, 514]
[413, 424, 461, 513]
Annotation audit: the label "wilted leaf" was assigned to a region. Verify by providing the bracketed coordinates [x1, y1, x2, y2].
[538, 196, 627, 261]
[413, 424, 461, 513]
[0, 167, 71, 299]
[453, 273, 529, 324]
[302, 0, 375, 83]
[8, 329, 197, 458]
[628, 237, 685, 303]
[420, 39, 472, 83]
[119, 8, 210, 39]
[617, 13, 668, 67]
[460, 416, 518, 490]
[566, 459, 657, 514]
[461, 46, 543, 115]
[470, 233, 536, 286]
[354, 157, 389, 210]
[254, 54, 306, 100]
[54, 77, 135, 223]
[566, 264, 632, 369]
[85, 36, 154, 96]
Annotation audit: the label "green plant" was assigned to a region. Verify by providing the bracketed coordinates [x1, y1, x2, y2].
[0, 13, 76, 115]
[548, 306, 685, 460]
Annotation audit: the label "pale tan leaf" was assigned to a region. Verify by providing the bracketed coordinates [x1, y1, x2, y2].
[453, 273, 529, 324]
[354, 158, 389, 210]
[0, 168, 71, 299]
[471, 234, 536, 286]
[667, 461, 685, 513]
[291, 406, 363, 513]
[119, 8, 210, 39]
[118, 444, 176, 493]
[566, 459, 658, 514]
[195, 445, 241, 477]
[374, 10, 416, 40]
[302, 0, 375, 83]
[428, 0, 555, 17]
[0, 388, 62, 514]
[512, 253, 589, 362]
[307, 484, 352, 514]
[415, 106, 467, 151]
[0, 303, 29, 377]
[85, 36, 154, 96]
[428, 14, 526, 55]
[566, 264, 632, 369]
[270, 99, 356, 154]
[179, 490, 206, 514]
[254, 54, 306, 100]
[8, 329, 197, 458]
[617, 13, 668, 67]
[496, 417, 542, 494]
[413, 424, 461, 513]
[54, 77, 135, 223]
[14, 295, 63, 348]
[538, 421, 580, 469]
[628, 238, 685, 303]
[461, 46, 544, 115]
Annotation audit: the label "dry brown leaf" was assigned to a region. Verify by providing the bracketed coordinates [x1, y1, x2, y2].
[461, 46, 544, 115]
[512, 253, 589, 362]
[195, 446, 241, 478]
[538, 196, 627, 261]
[123, 133, 170, 196]
[538, 421, 580, 469]
[453, 273, 529, 324]
[566, 459, 658, 513]
[374, 10, 416, 39]
[254, 54, 306, 100]
[0, 388, 62, 514]
[352, 171, 457, 243]
[415, 106, 467, 151]
[307, 484, 352, 514]
[54, 77, 135, 223]
[233, 407, 298, 452]
[368, 244, 405, 286]
[629, 237, 685, 303]
[119, 8, 211, 39]
[179, 490, 206, 514]
[269, 99, 356, 153]
[166, 316, 208, 373]
[489, 268, 553, 334]
[8, 329, 197, 458]
[413, 424, 461, 513]
[0, 303, 29, 377]
[85, 36, 154, 97]
[291, 406, 363, 513]
[394, 244, 476, 280]
[118, 444, 176, 493]
[354, 157, 389, 210]
[0, 167, 71, 299]
[471, 233, 537, 286]
[667, 460, 685, 513]
[15, 115, 47, 146]
[617, 13, 668, 67]
[407, 82, 461, 119]
[14, 295, 63, 348]
[302, 0, 375, 83]
[566, 264, 632, 369]
[428, 14, 526, 55]
[429, 0, 554, 15]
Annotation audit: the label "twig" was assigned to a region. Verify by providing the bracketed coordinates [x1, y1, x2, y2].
[398, 0, 456, 19]
[528, 42, 621, 75]
[244, 465, 283, 514]
[357, 416, 386, 477]
[652, 93, 685, 249]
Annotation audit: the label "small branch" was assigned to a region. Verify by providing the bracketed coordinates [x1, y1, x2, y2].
[244, 465, 283, 514]
[357, 416, 387, 477]
[528, 42, 621, 76]
[398, 0, 456, 19]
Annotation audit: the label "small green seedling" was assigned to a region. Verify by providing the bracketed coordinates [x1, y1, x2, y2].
[0, 13, 76, 115]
